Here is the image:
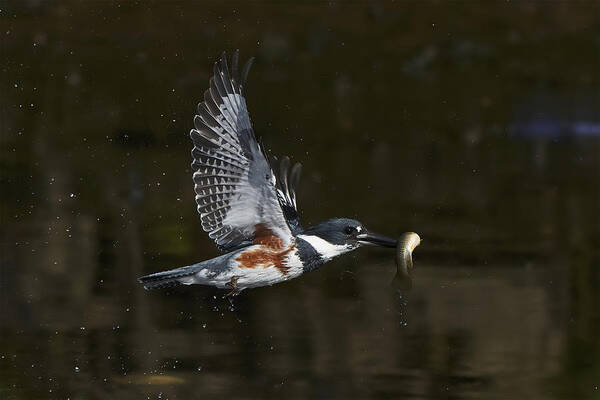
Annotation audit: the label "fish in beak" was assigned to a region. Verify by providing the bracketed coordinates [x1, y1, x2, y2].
[391, 232, 422, 290]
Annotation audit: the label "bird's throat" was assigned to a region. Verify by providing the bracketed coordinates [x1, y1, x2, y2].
[297, 234, 353, 262]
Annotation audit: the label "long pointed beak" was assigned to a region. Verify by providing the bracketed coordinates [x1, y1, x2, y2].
[357, 231, 397, 248]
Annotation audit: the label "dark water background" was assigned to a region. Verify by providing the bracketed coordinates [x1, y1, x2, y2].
[2, 2, 599, 399]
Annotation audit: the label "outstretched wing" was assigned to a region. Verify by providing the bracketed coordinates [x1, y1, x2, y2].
[190, 51, 295, 251]
[272, 156, 303, 235]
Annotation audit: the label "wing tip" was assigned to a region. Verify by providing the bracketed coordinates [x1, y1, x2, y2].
[241, 56, 254, 89]
[213, 50, 254, 94]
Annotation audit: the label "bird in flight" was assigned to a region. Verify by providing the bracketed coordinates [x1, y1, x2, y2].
[139, 51, 398, 296]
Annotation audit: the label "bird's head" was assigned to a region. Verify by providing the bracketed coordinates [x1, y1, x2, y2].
[299, 218, 397, 261]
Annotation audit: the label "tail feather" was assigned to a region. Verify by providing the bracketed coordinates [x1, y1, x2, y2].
[138, 265, 202, 290]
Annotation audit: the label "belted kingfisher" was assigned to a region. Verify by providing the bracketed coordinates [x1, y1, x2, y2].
[139, 51, 398, 296]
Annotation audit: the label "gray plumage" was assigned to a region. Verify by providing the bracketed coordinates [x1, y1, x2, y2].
[138, 51, 399, 294]
[139, 252, 234, 290]
[189, 51, 299, 252]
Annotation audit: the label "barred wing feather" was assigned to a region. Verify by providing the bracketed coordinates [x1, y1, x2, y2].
[190, 51, 295, 251]
[273, 156, 303, 235]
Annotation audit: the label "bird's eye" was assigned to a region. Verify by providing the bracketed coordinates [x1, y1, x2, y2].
[344, 226, 355, 235]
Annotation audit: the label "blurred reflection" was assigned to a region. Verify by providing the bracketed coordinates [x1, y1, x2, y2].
[1, 1, 599, 399]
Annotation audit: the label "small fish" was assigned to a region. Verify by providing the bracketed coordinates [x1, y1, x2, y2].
[392, 232, 421, 289]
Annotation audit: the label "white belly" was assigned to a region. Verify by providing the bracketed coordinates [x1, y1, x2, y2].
[191, 246, 304, 290]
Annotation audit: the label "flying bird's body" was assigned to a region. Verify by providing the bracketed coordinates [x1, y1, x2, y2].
[139, 51, 399, 295]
